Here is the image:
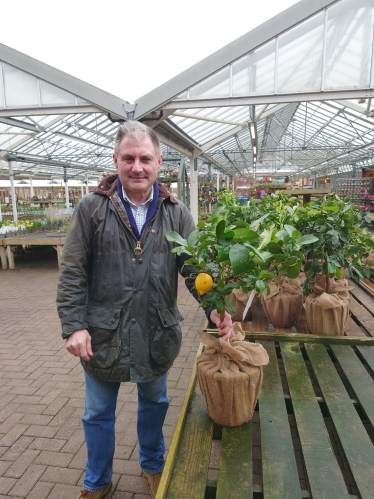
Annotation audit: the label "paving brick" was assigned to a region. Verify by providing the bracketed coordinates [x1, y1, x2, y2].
[0, 425, 29, 447]
[113, 445, 133, 460]
[67, 443, 87, 470]
[4, 450, 40, 478]
[0, 460, 12, 475]
[117, 475, 149, 494]
[113, 459, 142, 476]
[35, 450, 74, 467]
[0, 437, 34, 462]
[112, 492, 134, 499]
[26, 481, 54, 499]
[23, 425, 59, 438]
[45, 483, 81, 498]
[40, 466, 82, 485]
[0, 477, 17, 495]
[7, 464, 46, 497]
[28, 438, 66, 452]
[20, 414, 53, 426]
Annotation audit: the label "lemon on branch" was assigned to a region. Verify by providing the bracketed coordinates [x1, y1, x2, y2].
[195, 273, 213, 295]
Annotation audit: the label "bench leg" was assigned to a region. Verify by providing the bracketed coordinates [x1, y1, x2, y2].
[6, 246, 15, 270]
[0, 246, 8, 270]
[56, 245, 63, 268]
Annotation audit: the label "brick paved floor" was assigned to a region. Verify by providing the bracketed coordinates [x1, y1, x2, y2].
[0, 246, 206, 498]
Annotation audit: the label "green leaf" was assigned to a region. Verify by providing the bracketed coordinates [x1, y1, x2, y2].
[166, 231, 188, 246]
[336, 267, 342, 279]
[308, 209, 320, 216]
[298, 234, 319, 246]
[275, 230, 288, 242]
[210, 205, 226, 221]
[224, 298, 236, 313]
[327, 262, 336, 275]
[255, 280, 266, 295]
[286, 205, 294, 215]
[216, 220, 235, 246]
[197, 242, 211, 258]
[259, 270, 274, 279]
[266, 242, 282, 254]
[229, 244, 252, 276]
[304, 261, 312, 272]
[187, 229, 200, 247]
[245, 244, 266, 263]
[284, 224, 297, 237]
[324, 205, 340, 212]
[287, 264, 300, 279]
[250, 213, 270, 229]
[222, 283, 240, 295]
[196, 221, 206, 228]
[345, 267, 352, 279]
[342, 204, 351, 213]
[311, 260, 321, 272]
[258, 229, 274, 250]
[216, 246, 230, 263]
[234, 228, 259, 240]
[292, 230, 301, 240]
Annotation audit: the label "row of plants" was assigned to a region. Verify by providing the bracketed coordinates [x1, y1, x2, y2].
[0, 219, 47, 235]
[167, 191, 374, 336]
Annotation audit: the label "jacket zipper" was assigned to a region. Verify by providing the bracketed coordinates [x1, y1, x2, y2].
[110, 194, 164, 256]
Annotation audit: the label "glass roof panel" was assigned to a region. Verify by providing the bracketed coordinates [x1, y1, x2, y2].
[324, 0, 374, 90]
[232, 39, 275, 96]
[278, 12, 324, 93]
[189, 66, 230, 99]
[40, 80, 76, 106]
[2, 62, 39, 108]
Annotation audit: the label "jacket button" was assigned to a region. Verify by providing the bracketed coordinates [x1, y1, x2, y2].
[110, 318, 115, 324]
[132, 258, 136, 262]
[138, 259, 143, 264]
[131, 318, 136, 324]
[130, 362, 135, 368]
[133, 289, 138, 294]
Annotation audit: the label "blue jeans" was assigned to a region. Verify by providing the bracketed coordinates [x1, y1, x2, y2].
[82, 371, 169, 492]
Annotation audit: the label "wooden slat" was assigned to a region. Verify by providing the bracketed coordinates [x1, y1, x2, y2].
[345, 315, 366, 337]
[156, 344, 203, 499]
[349, 298, 374, 337]
[258, 341, 302, 499]
[350, 280, 374, 316]
[165, 386, 213, 499]
[357, 346, 374, 372]
[5, 237, 65, 245]
[354, 278, 374, 300]
[216, 423, 252, 499]
[281, 343, 349, 498]
[251, 295, 269, 332]
[274, 326, 294, 334]
[306, 344, 374, 499]
[331, 345, 374, 428]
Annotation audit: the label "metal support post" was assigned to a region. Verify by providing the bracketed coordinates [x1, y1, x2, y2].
[8, 161, 18, 223]
[29, 176, 34, 199]
[85, 174, 89, 195]
[217, 171, 220, 192]
[81, 182, 84, 198]
[189, 156, 199, 225]
[64, 168, 70, 209]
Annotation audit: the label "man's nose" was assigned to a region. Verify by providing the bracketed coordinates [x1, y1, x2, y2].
[132, 159, 143, 173]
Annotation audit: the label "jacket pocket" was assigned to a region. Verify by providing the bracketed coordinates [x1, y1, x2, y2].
[150, 306, 183, 368]
[86, 308, 122, 369]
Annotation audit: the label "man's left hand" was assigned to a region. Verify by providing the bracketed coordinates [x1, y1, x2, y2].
[210, 309, 233, 342]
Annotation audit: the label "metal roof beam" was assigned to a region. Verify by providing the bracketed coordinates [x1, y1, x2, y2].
[0, 117, 38, 132]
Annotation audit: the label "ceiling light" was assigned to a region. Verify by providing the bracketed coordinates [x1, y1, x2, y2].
[250, 123, 256, 140]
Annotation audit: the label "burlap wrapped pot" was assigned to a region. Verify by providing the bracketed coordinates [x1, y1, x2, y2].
[364, 251, 374, 277]
[261, 276, 303, 328]
[305, 274, 352, 336]
[196, 324, 269, 427]
[226, 288, 253, 321]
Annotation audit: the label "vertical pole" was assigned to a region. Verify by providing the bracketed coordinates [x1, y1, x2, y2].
[189, 156, 198, 225]
[8, 161, 18, 223]
[0, 195, 2, 221]
[81, 181, 84, 198]
[64, 168, 70, 209]
[29, 176, 34, 198]
[85, 174, 89, 195]
[217, 171, 220, 191]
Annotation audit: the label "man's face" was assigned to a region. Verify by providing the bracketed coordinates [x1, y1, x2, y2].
[113, 135, 162, 196]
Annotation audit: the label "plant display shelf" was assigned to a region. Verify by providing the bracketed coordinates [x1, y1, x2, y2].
[336, 178, 371, 201]
[157, 330, 374, 499]
[285, 189, 332, 205]
[0, 231, 65, 270]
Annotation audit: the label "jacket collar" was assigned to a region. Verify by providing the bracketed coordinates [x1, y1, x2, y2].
[91, 174, 178, 204]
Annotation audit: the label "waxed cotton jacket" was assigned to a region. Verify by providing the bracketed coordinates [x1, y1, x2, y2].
[56, 174, 211, 383]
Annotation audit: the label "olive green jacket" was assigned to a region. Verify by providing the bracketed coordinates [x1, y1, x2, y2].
[56, 174, 211, 383]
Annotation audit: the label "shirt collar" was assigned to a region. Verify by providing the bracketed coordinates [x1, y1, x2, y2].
[122, 185, 154, 208]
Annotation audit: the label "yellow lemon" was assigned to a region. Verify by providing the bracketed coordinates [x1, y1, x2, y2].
[195, 273, 213, 295]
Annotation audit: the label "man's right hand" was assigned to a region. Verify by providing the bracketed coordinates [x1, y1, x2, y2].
[65, 329, 93, 361]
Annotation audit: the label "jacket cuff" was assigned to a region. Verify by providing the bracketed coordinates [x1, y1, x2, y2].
[60, 317, 88, 338]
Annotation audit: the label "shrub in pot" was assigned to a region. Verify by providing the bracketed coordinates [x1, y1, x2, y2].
[261, 224, 318, 327]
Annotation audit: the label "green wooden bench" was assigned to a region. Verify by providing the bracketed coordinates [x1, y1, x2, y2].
[157, 333, 374, 499]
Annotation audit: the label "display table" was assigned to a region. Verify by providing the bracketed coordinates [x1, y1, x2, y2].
[286, 188, 332, 205]
[158, 331, 374, 499]
[0, 231, 65, 269]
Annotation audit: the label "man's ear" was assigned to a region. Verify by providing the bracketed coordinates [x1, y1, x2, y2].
[158, 154, 163, 171]
[113, 154, 118, 170]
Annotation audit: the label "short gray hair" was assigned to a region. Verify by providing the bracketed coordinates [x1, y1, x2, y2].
[113, 121, 162, 158]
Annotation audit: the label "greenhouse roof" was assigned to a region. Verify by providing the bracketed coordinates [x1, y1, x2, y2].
[1, 0, 374, 180]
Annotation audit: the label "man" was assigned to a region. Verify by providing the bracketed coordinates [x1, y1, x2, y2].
[57, 121, 232, 499]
